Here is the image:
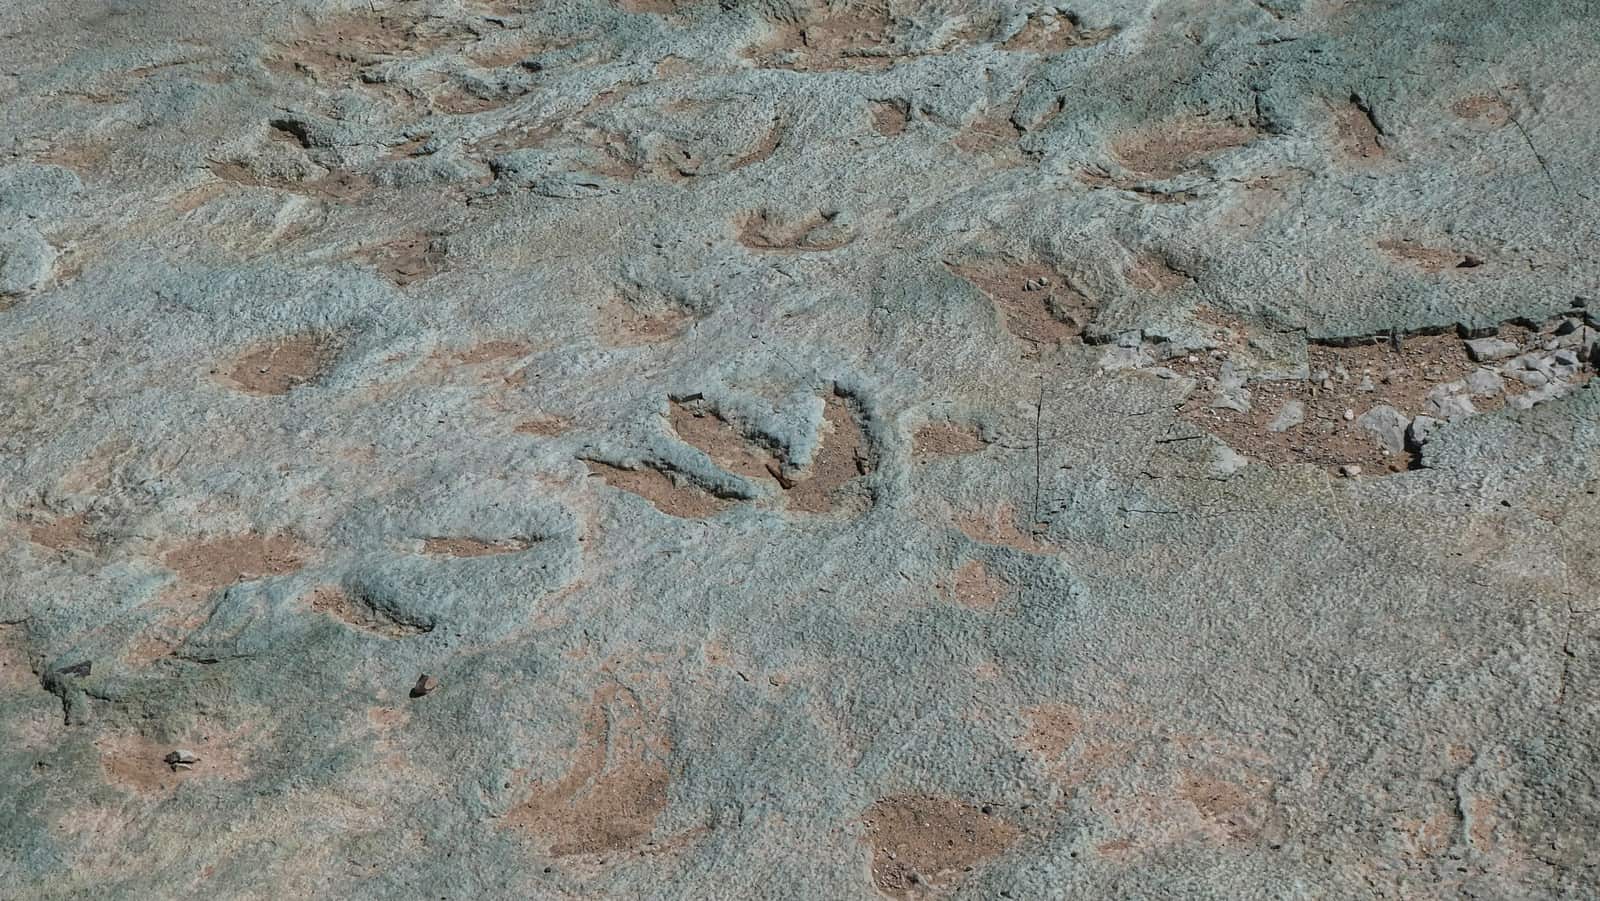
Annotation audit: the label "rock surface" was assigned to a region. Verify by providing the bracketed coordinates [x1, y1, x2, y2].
[2, 0, 1599, 898]
[1355, 404, 1408, 456]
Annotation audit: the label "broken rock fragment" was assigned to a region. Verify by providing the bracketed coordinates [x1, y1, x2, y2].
[1210, 362, 1251, 413]
[1356, 405, 1409, 455]
[1511, 381, 1573, 410]
[1267, 400, 1305, 433]
[1464, 337, 1519, 362]
[1423, 384, 1476, 420]
[164, 749, 199, 771]
[1464, 368, 1504, 397]
[1209, 445, 1249, 479]
[1406, 415, 1442, 451]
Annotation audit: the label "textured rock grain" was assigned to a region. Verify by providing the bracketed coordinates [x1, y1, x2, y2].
[2, 0, 1599, 898]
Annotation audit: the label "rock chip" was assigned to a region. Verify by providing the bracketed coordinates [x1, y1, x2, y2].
[1508, 353, 1553, 375]
[1267, 400, 1305, 433]
[1464, 368, 1504, 397]
[1464, 337, 1519, 362]
[1356, 405, 1409, 454]
[1211, 362, 1251, 412]
[1098, 344, 1153, 371]
[1406, 415, 1443, 450]
[1423, 384, 1477, 420]
[1510, 381, 1572, 410]
[1209, 445, 1249, 479]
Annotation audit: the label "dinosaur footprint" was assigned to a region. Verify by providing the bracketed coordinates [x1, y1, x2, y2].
[583, 385, 878, 519]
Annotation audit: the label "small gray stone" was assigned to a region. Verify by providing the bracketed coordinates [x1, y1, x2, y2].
[1464, 337, 1520, 362]
[1550, 329, 1585, 350]
[1267, 400, 1305, 432]
[1217, 361, 1247, 391]
[164, 749, 199, 771]
[1211, 388, 1251, 413]
[1508, 353, 1553, 375]
[1510, 382, 1572, 410]
[1424, 384, 1477, 420]
[1097, 345, 1153, 371]
[1208, 445, 1249, 479]
[1406, 415, 1442, 450]
[1340, 464, 1362, 478]
[1356, 405, 1409, 454]
[1464, 368, 1504, 396]
[1211, 362, 1250, 410]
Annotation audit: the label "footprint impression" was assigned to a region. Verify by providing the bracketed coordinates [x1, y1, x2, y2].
[584, 386, 878, 520]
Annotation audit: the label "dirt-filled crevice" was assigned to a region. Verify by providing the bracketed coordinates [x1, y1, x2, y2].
[1170, 313, 1596, 473]
[782, 389, 876, 515]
